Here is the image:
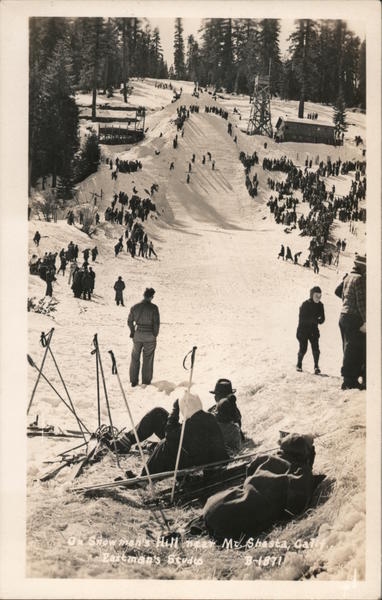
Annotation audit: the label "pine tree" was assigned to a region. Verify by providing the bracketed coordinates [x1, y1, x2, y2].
[186, 34, 200, 82]
[152, 27, 164, 78]
[199, 19, 225, 87]
[101, 19, 120, 97]
[333, 89, 348, 138]
[221, 19, 235, 92]
[173, 18, 186, 80]
[258, 19, 282, 94]
[232, 19, 260, 94]
[358, 39, 366, 109]
[39, 39, 79, 189]
[288, 19, 319, 116]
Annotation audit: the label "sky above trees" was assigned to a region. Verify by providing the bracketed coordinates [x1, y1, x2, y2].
[149, 18, 366, 68]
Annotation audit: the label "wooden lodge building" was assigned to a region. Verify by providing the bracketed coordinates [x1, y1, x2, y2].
[79, 103, 146, 144]
[275, 117, 336, 145]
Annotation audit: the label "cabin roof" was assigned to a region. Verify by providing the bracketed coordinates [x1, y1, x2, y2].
[276, 116, 334, 130]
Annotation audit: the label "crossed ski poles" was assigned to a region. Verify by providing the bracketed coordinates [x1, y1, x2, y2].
[27, 328, 90, 448]
[91, 334, 121, 469]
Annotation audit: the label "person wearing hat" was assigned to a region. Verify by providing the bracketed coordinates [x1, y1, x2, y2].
[127, 287, 160, 386]
[336, 253, 366, 390]
[208, 379, 242, 433]
[215, 398, 242, 455]
[296, 287, 325, 374]
[113, 276, 126, 306]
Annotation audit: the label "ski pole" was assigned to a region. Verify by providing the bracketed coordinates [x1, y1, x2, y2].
[27, 328, 54, 415]
[46, 344, 88, 448]
[72, 447, 278, 494]
[92, 335, 101, 428]
[94, 337, 120, 469]
[27, 354, 90, 433]
[108, 351, 154, 495]
[170, 346, 197, 503]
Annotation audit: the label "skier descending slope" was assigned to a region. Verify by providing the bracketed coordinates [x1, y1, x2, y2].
[296, 286, 325, 374]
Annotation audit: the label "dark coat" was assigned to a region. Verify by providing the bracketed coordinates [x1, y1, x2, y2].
[81, 270, 92, 292]
[203, 434, 316, 540]
[128, 299, 160, 337]
[145, 407, 228, 475]
[297, 299, 325, 339]
[114, 279, 125, 301]
[209, 394, 242, 431]
[89, 270, 95, 291]
[71, 269, 83, 296]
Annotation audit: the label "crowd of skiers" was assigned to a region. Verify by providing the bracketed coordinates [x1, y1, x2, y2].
[107, 157, 143, 174]
[263, 152, 367, 271]
[114, 227, 158, 260]
[204, 105, 229, 120]
[105, 191, 157, 225]
[29, 236, 99, 300]
[71, 263, 96, 300]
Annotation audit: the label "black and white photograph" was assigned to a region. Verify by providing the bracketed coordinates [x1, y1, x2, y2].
[0, 1, 381, 598]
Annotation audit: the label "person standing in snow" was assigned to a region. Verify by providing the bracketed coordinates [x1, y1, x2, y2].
[45, 267, 56, 297]
[127, 287, 160, 387]
[68, 259, 78, 285]
[81, 266, 92, 301]
[114, 276, 126, 306]
[285, 246, 293, 262]
[148, 241, 157, 258]
[57, 254, 67, 276]
[33, 231, 41, 247]
[278, 245, 285, 260]
[296, 286, 325, 374]
[312, 257, 320, 274]
[335, 253, 366, 390]
[91, 246, 98, 262]
[88, 267, 96, 294]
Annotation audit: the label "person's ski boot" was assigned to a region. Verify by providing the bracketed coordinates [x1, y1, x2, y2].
[296, 364, 302, 372]
[314, 367, 321, 375]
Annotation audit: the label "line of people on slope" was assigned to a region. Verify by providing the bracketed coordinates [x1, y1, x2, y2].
[114, 228, 158, 260]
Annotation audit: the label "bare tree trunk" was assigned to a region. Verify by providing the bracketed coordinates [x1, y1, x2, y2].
[92, 21, 101, 121]
[122, 19, 128, 103]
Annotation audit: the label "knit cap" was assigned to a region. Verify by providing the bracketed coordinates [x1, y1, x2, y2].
[309, 286, 322, 298]
[179, 391, 203, 419]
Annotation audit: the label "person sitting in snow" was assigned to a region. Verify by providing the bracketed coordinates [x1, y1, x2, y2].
[296, 286, 325, 374]
[111, 392, 229, 475]
[207, 379, 242, 436]
[203, 432, 317, 541]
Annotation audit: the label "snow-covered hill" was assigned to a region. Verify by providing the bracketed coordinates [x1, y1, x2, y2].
[27, 78, 366, 580]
